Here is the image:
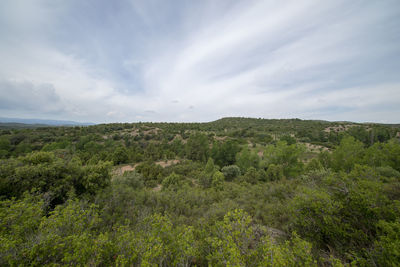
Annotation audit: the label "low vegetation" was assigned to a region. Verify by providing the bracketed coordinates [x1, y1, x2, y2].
[0, 117, 399, 266]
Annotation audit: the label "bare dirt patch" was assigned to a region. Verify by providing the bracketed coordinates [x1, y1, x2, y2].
[247, 141, 253, 148]
[303, 143, 329, 152]
[128, 129, 139, 136]
[324, 124, 357, 133]
[113, 160, 180, 177]
[155, 159, 180, 167]
[113, 164, 139, 176]
[152, 184, 162, 192]
[121, 165, 135, 172]
[143, 127, 160, 135]
[214, 136, 228, 141]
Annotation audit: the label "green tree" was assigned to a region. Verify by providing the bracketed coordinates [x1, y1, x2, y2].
[0, 137, 11, 151]
[29, 199, 110, 266]
[289, 187, 344, 250]
[80, 160, 112, 195]
[139, 213, 175, 266]
[113, 171, 144, 189]
[144, 142, 161, 161]
[331, 136, 364, 172]
[162, 172, 184, 190]
[264, 141, 305, 178]
[186, 133, 209, 162]
[373, 220, 400, 266]
[207, 209, 254, 266]
[280, 134, 296, 145]
[199, 158, 217, 188]
[211, 140, 240, 167]
[0, 193, 44, 266]
[243, 166, 258, 184]
[259, 233, 317, 267]
[221, 165, 241, 181]
[305, 158, 324, 173]
[0, 137, 11, 158]
[212, 171, 225, 191]
[235, 148, 260, 173]
[135, 161, 164, 187]
[266, 164, 284, 181]
[204, 157, 217, 174]
[382, 140, 400, 171]
[112, 146, 129, 165]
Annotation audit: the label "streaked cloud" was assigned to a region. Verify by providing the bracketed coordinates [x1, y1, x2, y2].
[0, 0, 399, 123]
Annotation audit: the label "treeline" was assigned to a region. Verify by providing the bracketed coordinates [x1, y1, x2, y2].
[0, 118, 396, 160]
[0, 118, 400, 266]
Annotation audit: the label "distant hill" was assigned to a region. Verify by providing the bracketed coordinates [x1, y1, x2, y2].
[209, 117, 400, 128]
[0, 122, 51, 130]
[206, 117, 333, 130]
[0, 117, 94, 127]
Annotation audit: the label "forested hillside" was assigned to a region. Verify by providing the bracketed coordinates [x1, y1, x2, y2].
[1, 117, 400, 266]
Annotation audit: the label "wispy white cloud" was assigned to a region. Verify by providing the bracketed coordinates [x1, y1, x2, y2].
[0, 0, 399, 122]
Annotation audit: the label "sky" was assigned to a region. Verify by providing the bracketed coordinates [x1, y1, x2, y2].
[1, 0, 400, 123]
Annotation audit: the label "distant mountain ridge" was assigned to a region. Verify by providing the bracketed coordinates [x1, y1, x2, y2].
[0, 117, 94, 126]
[211, 117, 399, 126]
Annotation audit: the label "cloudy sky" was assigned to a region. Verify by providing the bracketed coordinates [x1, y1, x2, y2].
[1, 0, 399, 123]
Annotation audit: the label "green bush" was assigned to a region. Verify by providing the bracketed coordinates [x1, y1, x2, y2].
[221, 165, 241, 181]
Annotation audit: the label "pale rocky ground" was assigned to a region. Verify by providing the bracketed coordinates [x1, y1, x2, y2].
[113, 159, 181, 176]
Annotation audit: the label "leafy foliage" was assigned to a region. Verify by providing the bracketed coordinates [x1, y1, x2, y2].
[0, 117, 399, 265]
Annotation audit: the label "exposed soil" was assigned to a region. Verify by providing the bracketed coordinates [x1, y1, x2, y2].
[113, 164, 139, 176]
[323, 124, 356, 133]
[155, 159, 180, 167]
[152, 184, 162, 192]
[143, 128, 160, 135]
[114, 159, 180, 177]
[128, 129, 139, 136]
[214, 136, 228, 141]
[303, 143, 329, 152]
